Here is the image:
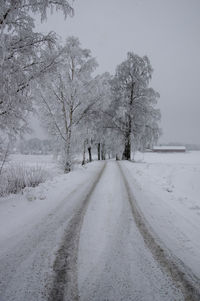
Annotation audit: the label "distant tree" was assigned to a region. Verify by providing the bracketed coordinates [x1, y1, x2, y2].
[17, 138, 53, 155]
[77, 72, 112, 164]
[109, 52, 161, 160]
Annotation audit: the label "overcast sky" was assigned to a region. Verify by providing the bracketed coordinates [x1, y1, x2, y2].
[33, 0, 200, 144]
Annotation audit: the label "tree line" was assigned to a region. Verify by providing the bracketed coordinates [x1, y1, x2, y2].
[0, 0, 161, 173]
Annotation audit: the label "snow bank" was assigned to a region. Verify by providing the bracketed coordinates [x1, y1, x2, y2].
[121, 151, 200, 279]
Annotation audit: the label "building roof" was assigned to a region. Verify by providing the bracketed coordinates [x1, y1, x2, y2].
[153, 146, 186, 150]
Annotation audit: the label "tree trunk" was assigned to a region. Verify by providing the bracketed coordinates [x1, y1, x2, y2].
[97, 143, 101, 160]
[122, 132, 131, 160]
[0, 141, 10, 175]
[64, 136, 71, 173]
[64, 146, 71, 172]
[88, 146, 92, 162]
[101, 143, 105, 160]
[82, 140, 86, 165]
[64, 161, 71, 173]
[122, 108, 132, 160]
[64, 106, 73, 173]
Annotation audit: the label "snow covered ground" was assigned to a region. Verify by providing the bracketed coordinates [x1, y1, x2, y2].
[0, 152, 199, 300]
[122, 151, 200, 279]
[0, 159, 104, 300]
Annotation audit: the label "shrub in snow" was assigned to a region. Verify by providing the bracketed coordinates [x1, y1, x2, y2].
[25, 166, 49, 188]
[0, 164, 49, 196]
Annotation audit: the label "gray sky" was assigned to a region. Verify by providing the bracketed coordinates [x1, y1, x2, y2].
[33, 0, 200, 144]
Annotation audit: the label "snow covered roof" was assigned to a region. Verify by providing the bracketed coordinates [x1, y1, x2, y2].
[153, 146, 186, 150]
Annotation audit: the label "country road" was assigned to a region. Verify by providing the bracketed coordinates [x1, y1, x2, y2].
[0, 161, 199, 301]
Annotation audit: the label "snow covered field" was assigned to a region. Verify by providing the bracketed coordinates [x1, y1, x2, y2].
[122, 151, 200, 278]
[8, 154, 62, 176]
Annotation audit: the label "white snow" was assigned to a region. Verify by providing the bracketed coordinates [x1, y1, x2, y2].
[121, 151, 200, 278]
[0, 152, 199, 300]
[0, 160, 102, 253]
[0, 159, 104, 300]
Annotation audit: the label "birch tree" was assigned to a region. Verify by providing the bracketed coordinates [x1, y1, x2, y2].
[38, 37, 98, 172]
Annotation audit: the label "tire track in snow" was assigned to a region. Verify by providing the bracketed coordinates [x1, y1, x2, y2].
[118, 162, 200, 301]
[48, 162, 106, 301]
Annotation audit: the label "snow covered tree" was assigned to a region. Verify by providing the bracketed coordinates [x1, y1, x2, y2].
[109, 52, 161, 160]
[76, 72, 112, 164]
[0, 0, 74, 132]
[37, 37, 99, 172]
[0, 0, 73, 160]
[0, 0, 73, 30]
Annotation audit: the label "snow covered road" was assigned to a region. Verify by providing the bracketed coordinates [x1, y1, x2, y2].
[0, 160, 199, 300]
[78, 161, 184, 301]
